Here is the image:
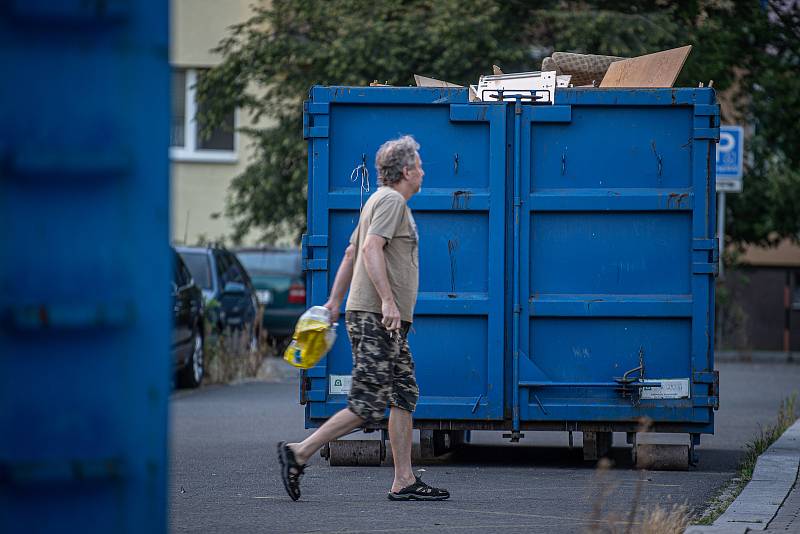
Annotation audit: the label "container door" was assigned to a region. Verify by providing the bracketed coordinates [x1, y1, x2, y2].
[303, 88, 506, 422]
[515, 92, 718, 427]
[0, 4, 170, 532]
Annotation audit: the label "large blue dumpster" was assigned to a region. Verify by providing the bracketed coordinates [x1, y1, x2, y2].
[0, 3, 170, 532]
[302, 86, 719, 463]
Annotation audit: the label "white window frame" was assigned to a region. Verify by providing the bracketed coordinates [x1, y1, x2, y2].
[170, 68, 239, 164]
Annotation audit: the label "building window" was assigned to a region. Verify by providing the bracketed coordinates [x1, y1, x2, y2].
[170, 68, 238, 163]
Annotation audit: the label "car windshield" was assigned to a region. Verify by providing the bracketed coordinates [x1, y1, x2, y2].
[236, 251, 300, 276]
[179, 252, 213, 289]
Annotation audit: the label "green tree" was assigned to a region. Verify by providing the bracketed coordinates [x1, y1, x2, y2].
[196, 0, 528, 243]
[726, 0, 800, 248]
[198, 0, 799, 247]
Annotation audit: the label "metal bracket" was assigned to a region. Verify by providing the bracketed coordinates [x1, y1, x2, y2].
[301, 234, 328, 271]
[450, 104, 491, 122]
[693, 262, 719, 276]
[693, 127, 720, 141]
[502, 431, 525, 443]
[530, 106, 572, 123]
[693, 238, 719, 277]
[299, 371, 310, 405]
[693, 370, 720, 410]
[693, 103, 721, 140]
[303, 101, 330, 139]
[694, 104, 721, 126]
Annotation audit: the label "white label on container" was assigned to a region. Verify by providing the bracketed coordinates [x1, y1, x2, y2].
[640, 379, 690, 400]
[329, 375, 352, 395]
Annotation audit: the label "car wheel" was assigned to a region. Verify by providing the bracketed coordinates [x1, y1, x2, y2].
[177, 328, 204, 388]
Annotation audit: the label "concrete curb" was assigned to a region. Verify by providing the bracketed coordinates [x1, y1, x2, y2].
[685, 418, 800, 533]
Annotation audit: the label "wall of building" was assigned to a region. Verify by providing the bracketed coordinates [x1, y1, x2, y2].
[719, 266, 800, 352]
[169, 0, 270, 246]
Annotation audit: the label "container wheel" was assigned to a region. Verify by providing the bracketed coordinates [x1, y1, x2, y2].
[420, 430, 467, 459]
[582, 431, 612, 461]
[320, 440, 385, 466]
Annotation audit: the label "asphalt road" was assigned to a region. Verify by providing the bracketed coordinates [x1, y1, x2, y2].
[169, 362, 800, 534]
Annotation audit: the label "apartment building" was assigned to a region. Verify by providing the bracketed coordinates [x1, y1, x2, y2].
[170, 0, 266, 245]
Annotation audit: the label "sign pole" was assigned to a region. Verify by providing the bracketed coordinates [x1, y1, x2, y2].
[717, 191, 726, 279]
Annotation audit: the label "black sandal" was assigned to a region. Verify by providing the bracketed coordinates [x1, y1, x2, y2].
[277, 441, 306, 501]
[387, 476, 450, 501]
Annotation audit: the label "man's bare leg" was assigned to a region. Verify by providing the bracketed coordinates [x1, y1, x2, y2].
[287, 408, 364, 465]
[388, 407, 416, 492]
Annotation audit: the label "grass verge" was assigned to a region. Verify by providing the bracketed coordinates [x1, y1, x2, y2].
[693, 393, 798, 525]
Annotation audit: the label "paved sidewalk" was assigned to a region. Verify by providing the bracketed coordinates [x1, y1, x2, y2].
[686, 418, 800, 533]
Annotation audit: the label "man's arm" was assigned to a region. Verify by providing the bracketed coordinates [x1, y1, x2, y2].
[361, 234, 401, 331]
[323, 244, 356, 323]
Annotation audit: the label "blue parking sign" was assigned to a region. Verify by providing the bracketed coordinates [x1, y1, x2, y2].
[716, 125, 744, 192]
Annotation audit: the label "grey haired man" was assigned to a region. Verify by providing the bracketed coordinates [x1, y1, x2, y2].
[278, 135, 450, 502]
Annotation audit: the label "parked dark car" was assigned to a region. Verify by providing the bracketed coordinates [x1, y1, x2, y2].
[234, 247, 305, 342]
[176, 245, 259, 349]
[172, 248, 205, 388]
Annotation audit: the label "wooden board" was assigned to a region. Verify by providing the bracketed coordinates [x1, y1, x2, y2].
[600, 45, 692, 88]
[414, 74, 462, 88]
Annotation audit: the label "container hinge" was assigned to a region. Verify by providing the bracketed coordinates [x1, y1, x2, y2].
[303, 101, 330, 139]
[301, 234, 328, 271]
[693, 262, 719, 276]
[693, 127, 720, 141]
[694, 370, 719, 410]
[693, 237, 719, 276]
[694, 104, 721, 127]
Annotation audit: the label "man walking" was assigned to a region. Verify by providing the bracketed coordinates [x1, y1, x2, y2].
[278, 135, 449, 502]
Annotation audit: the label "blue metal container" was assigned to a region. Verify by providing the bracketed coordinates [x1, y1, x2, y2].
[302, 86, 719, 461]
[0, 3, 170, 532]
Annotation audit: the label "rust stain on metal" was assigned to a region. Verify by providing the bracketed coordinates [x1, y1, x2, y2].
[452, 190, 471, 210]
[666, 192, 689, 209]
[447, 239, 458, 295]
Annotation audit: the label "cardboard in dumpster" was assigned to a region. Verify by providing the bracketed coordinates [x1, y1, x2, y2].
[413, 74, 463, 88]
[600, 45, 692, 88]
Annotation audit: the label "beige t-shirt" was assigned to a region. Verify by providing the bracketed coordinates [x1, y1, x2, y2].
[346, 187, 419, 323]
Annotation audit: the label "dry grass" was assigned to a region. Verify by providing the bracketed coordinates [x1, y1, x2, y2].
[585, 418, 692, 534]
[204, 325, 266, 384]
[638, 505, 691, 534]
[584, 456, 691, 534]
[587, 395, 799, 531]
[203, 304, 272, 384]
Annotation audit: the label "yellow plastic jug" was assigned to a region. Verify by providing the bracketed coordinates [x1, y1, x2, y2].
[283, 306, 337, 369]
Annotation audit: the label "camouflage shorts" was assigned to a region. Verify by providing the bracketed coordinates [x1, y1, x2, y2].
[345, 310, 419, 423]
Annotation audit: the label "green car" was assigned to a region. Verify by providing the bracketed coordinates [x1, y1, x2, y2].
[234, 247, 305, 342]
